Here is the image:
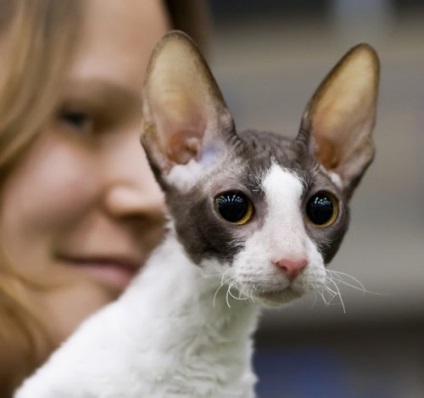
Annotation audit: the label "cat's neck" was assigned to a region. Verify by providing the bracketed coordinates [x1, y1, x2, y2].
[121, 226, 259, 336]
[118, 227, 259, 395]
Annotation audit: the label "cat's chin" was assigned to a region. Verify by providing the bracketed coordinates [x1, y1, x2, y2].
[253, 287, 303, 308]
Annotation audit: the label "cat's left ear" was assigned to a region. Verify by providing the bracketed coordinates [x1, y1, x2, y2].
[298, 44, 380, 199]
[141, 31, 235, 187]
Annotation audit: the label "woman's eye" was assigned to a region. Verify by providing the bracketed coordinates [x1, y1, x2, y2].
[214, 191, 254, 225]
[306, 191, 339, 227]
[60, 111, 94, 132]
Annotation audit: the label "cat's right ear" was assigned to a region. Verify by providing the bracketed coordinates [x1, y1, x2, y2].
[141, 31, 235, 189]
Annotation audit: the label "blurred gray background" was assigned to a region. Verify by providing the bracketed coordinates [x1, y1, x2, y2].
[207, 1, 424, 397]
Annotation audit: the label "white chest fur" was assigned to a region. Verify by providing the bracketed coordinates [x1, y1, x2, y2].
[15, 234, 259, 398]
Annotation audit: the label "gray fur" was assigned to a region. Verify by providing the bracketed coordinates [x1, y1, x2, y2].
[152, 128, 349, 267]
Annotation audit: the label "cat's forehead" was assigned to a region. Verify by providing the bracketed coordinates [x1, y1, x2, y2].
[201, 129, 342, 201]
[196, 131, 293, 193]
[209, 130, 307, 190]
[243, 130, 345, 187]
[239, 131, 301, 175]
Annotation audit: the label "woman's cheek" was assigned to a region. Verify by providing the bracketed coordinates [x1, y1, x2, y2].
[37, 279, 117, 345]
[11, 138, 101, 232]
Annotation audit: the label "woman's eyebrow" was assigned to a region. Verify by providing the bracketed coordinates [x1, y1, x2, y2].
[61, 79, 142, 110]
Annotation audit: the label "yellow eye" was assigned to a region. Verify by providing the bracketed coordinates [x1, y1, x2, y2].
[306, 191, 339, 227]
[214, 191, 254, 225]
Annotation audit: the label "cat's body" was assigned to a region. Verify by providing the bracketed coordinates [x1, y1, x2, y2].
[16, 231, 258, 397]
[16, 32, 379, 398]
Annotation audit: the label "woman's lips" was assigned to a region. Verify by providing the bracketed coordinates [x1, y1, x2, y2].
[59, 256, 141, 292]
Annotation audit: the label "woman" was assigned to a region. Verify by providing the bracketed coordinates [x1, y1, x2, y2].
[0, 0, 208, 395]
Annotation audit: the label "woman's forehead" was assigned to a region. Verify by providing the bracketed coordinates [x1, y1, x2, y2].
[68, 0, 170, 87]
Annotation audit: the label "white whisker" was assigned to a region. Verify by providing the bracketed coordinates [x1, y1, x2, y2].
[326, 278, 346, 313]
[319, 286, 337, 306]
[328, 270, 365, 290]
[237, 284, 246, 301]
[249, 286, 256, 303]
[327, 269, 386, 297]
[322, 279, 338, 298]
[212, 268, 233, 309]
[213, 281, 225, 309]
[228, 281, 242, 302]
[317, 288, 330, 306]
[225, 282, 232, 308]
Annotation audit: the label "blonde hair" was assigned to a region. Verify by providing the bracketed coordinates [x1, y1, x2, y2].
[0, 0, 82, 393]
[0, 0, 209, 394]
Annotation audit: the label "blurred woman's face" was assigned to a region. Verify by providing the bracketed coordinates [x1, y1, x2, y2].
[0, 0, 169, 344]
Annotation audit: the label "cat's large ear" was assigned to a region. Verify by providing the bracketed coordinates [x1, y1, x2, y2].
[141, 31, 235, 189]
[298, 44, 380, 199]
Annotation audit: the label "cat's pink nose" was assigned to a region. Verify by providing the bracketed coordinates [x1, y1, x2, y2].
[274, 258, 308, 281]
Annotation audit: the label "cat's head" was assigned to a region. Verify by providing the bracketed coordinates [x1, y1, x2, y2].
[141, 31, 379, 307]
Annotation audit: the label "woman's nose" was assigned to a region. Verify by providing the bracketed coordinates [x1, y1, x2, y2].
[102, 140, 165, 221]
[104, 183, 164, 220]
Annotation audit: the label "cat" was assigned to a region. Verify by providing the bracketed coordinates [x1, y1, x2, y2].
[15, 31, 379, 398]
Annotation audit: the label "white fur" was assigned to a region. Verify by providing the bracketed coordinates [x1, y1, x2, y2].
[167, 158, 207, 192]
[15, 164, 327, 398]
[15, 229, 259, 398]
[320, 165, 344, 190]
[328, 171, 343, 189]
[165, 138, 229, 192]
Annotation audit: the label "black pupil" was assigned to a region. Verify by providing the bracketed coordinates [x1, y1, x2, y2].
[306, 194, 334, 225]
[215, 192, 248, 223]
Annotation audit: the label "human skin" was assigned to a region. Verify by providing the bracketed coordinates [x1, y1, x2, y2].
[0, 0, 169, 347]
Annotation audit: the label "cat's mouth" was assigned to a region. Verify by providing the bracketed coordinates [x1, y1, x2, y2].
[253, 287, 303, 306]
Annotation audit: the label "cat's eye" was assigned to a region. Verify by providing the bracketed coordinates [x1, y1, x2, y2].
[306, 191, 339, 227]
[214, 191, 254, 225]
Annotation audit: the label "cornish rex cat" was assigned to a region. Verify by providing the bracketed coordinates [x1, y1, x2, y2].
[16, 31, 380, 398]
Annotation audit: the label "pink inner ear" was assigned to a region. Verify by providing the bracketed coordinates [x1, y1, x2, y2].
[305, 44, 379, 179]
[142, 32, 233, 173]
[314, 136, 339, 170]
[166, 130, 202, 165]
[157, 107, 207, 165]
